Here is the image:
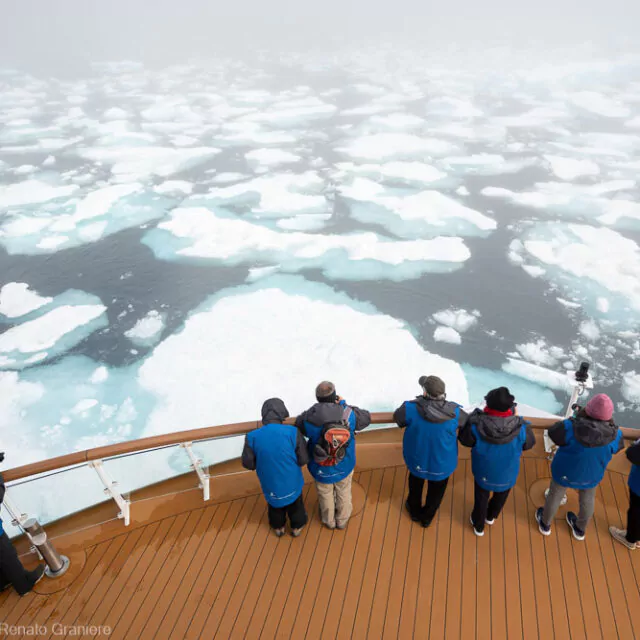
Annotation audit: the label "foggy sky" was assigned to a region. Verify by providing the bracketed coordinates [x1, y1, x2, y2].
[1, 0, 639, 73]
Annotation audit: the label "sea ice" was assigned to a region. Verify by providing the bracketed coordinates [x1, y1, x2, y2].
[622, 372, 640, 404]
[153, 180, 194, 195]
[501, 358, 575, 393]
[431, 309, 480, 333]
[138, 275, 469, 435]
[143, 207, 471, 281]
[125, 310, 166, 347]
[442, 154, 537, 175]
[337, 133, 459, 161]
[245, 148, 301, 167]
[0, 283, 52, 319]
[567, 91, 631, 118]
[434, 326, 462, 345]
[367, 112, 425, 130]
[0, 291, 107, 369]
[0, 180, 78, 208]
[335, 161, 448, 188]
[544, 155, 600, 180]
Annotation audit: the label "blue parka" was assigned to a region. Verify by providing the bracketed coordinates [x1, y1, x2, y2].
[242, 399, 308, 507]
[296, 399, 371, 484]
[393, 397, 465, 480]
[548, 416, 624, 490]
[459, 410, 535, 492]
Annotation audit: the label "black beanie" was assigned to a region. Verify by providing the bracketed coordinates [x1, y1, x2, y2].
[485, 387, 515, 412]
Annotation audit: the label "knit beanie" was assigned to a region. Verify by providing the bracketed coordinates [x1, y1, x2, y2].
[419, 375, 446, 398]
[485, 387, 515, 412]
[585, 394, 614, 422]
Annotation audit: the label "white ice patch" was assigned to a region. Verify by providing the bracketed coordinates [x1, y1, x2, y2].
[426, 97, 483, 118]
[431, 308, 479, 333]
[125, 310, 166, 347]
[0, 180, 78, 208]
[77, 146, 220, 180]
[515, 339, 565, 367]
[143, 207, 470, 281]
[544, 155, 600, 180]
[335, 161, 448, 188]
[621, 372, 640, 404]
[579, 319, 601, 341]
[366, 112, 425, 130]
[433, 326, 462, 345]
[0, 293, 107, 369]
[245, 148, 301, 167]
[502, 358, 575, 393]
[138, 275, 469, 435]
[238, 96, 337, 126]
[341, 178, 496, 239]
[153, 180, 194, 195]
[442, 154, 537, 175]
[0, 283, 52, 319]
[337, 133, 459, 161]
[566, 92, 631, 118]
[511, 222, 640, 322]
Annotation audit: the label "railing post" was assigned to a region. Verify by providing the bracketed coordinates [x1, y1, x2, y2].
[181, 442, 210, 501]
[22, 519, 70, 577]
[89, 460, 130, 526]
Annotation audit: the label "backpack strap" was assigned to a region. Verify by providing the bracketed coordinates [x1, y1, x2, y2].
[342, 406, 352, 426]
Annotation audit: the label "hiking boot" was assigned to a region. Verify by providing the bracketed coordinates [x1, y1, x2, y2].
[470, 515, 484, 537]
[566, 512, 585, 541]
[273, 527, 286, 537]
[536, 507, 551, 536]
[290, 526, 305, 538]
[405, 500, 421, 523]
[609, 526, 638, 550]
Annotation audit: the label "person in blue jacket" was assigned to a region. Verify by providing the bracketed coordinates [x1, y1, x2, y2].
[393, 375, 467, 527]
[610, 438, 640, 550]
[295, 381, 371, 530]
[536, 394, 623, 540]
[0, 456, 45, 595]
[242, 398, 309, 537]
[459, 387, 535, 536]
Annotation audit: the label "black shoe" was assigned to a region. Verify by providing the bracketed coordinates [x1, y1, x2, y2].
[421, 518, 433, 528]
[0, 581, 12, 593]
[18, 564, 45, 596]
[405, 500, 421, 522]
[566, 512, 585, 541]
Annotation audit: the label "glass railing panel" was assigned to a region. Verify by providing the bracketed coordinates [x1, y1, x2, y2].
[191, 435, 245, 472]
[3, 464, 109, 537]
[101, 444, 193, 497]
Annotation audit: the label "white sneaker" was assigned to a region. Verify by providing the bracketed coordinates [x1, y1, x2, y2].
[609, 526, 638, 550]
[470, 515, 484, 537]
[485, 517, 495, 526]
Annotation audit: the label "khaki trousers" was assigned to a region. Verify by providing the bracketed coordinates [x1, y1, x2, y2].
[316, 472, 353, 527]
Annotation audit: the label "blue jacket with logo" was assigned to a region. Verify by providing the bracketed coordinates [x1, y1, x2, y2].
[627, 440, 640, 496]
[242, 399, 309, 507]
[296, 399, 371, 484]
[459, 410, 535, 492]
[549, 416, 623, 490]
[393, 398, 466, 480]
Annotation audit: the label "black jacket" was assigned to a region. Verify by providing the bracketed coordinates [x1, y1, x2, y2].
[548, 415, 622, 450]
[393, 396, 468, 428]
[295, 401, 371, 436]
[627, 440, 640, 466]
[458, 409, 536, 450]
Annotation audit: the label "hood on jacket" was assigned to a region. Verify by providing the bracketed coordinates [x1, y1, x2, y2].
[301, 401, 346, 426]
[414, 397, 458, 423]
[572, 416, 618, 447]
[261, 398, 290, 425]
[471, 409, 523, 444]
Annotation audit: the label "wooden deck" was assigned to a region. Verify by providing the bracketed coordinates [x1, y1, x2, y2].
[2, 459, 640, 639]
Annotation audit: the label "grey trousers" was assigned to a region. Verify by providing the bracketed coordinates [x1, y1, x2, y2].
[542, 479, 596, 532]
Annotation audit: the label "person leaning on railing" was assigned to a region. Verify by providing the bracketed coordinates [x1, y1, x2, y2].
[535, 394, 624, 541]
[0, 453, 45, 596]
[295, 381, 371, 530]
[393, 375, 468, 528]
[241, 399, 309, 538]
[610, 437, 640, 550]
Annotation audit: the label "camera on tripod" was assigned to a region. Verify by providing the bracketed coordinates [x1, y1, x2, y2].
[575, 362, 590, 384]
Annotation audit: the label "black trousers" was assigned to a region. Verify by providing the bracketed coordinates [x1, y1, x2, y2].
[471, 482, 511, 533]
[267, 494, 307, 530]
[626, 489, 640, 544]
[0, 531, 35, 595]
[407, 473, 449, 525]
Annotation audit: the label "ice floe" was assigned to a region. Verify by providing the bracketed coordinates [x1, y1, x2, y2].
[245, 148, 301, 167]
[138, 275, 469, 435]
[442, 154, 538, 175]
[153, 180, 194, 195]
[431, 309, 480, 333]
[335, 161, 448, 188]
[543, 155, 600, 180]
[622, 372, 640, 404]
[341, 178, 496, 238]
[0, 180, 78, 208]
[566, 92, 631, 118]
[510, 223, 640, 319]
[0, 283, 52, 319]
[143, 207, 471, 280]
[125, 310, 166, 347]
[434, 326, 462, 345]
[0, 291, 107, 369]
[337, 133, 459, 161]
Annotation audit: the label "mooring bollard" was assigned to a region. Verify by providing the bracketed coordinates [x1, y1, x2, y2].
[22, 518, 70, 577]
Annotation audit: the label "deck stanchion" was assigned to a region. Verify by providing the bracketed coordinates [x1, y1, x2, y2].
[181, 442, 210, 501]
[89, 459, 131, 525]
[22, 518, 70, 577]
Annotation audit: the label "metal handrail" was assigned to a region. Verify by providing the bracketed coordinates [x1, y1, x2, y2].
[2, 412, 637, 484]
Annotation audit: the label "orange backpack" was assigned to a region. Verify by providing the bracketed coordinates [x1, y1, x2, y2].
[313, 407, 353, 467]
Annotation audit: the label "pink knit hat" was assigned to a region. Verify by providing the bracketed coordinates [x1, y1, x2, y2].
[585, 394, 614, 422]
